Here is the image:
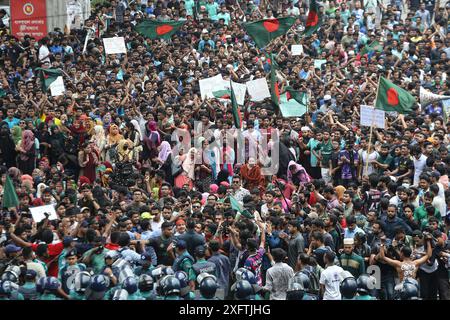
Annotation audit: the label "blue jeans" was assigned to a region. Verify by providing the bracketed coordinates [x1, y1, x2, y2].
[378, 276, 395, 300]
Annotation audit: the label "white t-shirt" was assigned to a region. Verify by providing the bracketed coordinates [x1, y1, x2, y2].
[320, 265, 344, 300]
[413, 154, 427, 186]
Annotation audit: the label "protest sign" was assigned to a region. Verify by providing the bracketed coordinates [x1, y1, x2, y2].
[360, 105, 386, 129]
[29, 205, 58, 223]
[246, 78, 270, 102]
[103, 37, 127, 54]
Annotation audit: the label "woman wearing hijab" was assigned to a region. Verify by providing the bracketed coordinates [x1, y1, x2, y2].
[0, 122, 17, 168]
[105, 124, 123, 162]
[78, 142, 100, 184]
[90, 125, 107, 161]
[240, 158, 265, 193]
[49, 125, 66, 165]
[174, 147, 197, 189]
[143, 120, 160, 163]
[124, 120, 143, 163]
[287, 160, 312, 187]
[11, 125, 22, 146]
[16, 130, 36, 175]
[153, 140, 174, 185]
[35, 122, 51, 159]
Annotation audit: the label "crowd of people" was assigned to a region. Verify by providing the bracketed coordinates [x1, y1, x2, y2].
[0, 0, 449, 300]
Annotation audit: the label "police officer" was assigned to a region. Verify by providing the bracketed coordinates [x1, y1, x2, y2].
[112, 289, 129, 300]
[189, 245, 217, 289]
[172, 240, 195, 282]
[134, 252, 155, 276]
[286, 277, 305, 300]
[175, 271, 195, 300]
[18, 270, 39, 300]
[234, 280, 254, 300]
[231, 268, 264, 300]
[101, 251, 120, 287]
[122, 276, 144, 300]
[340, 271, 358, 300]
[139, 274, 157, 300]
[198, 273, 219, 300]
[293, 272, 318, 300]
[85, 274, 110, 300]
[158, 275, 182, 300]
[40, 277, 62, 300]
[58, 249, 86, 294]
[0, 280, 24, 300]
[355, 274, 377, 300]
[69, 271, 92, 300]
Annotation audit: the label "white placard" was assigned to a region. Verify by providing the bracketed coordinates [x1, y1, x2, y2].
[222, 81, 247, 105]
[49, 76, 65, 97]
[199, 74, 225, 100]
[103, 37, 127, 55]
[246, 78, 270, 102]
[29, 205, 58, 223]
[291, 44, 303, 56]
[360, 105, 386, 129]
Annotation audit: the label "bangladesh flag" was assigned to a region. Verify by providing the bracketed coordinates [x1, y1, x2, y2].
[243, 17, 296, 49]
[135, 20, 186, 40]
[35, 68, 63, 91]
[360, 41, 383, 56]
[270, 54, 280, 107]
[2, 175, 19, 209]
[303, 0, 322, 37]
[229, 195, 254, 219]
[230, 81, 242, 129]
[279, 87, 308, 118]
[212, 89, 231, 100]
[375, 77, 415, 114]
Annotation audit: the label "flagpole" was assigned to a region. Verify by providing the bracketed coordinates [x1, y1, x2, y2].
[364, 75, 381, 177]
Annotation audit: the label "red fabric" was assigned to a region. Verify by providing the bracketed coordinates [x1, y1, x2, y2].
[105, 243, 120, 251]
[31, 242, 63, 277]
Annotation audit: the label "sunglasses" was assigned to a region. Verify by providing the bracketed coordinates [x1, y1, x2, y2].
[193, 205, 201, 209]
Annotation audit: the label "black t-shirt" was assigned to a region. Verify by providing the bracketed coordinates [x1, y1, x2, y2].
[397, 156, 413, 177]
[431, 246, 449, 279]
[149, 236, 174, 266]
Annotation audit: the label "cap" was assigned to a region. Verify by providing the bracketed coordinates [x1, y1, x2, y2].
[343, 238, 354, 245]
[412, 230, 423, 238]
[195, 245, 206, 256]
[80, 207, 90, 213]
[175, 239, 187, 249]
[25, 269, 37, 279]
[80, 220, 89, 228]
[323, 95, 332, 101]
[66, 249, 78, 258]
[5, 244, 22, 254]
[301, 126, 312, 132]
[141, 251, 153, 261]
[63, 236, 74, 247]
[307, 211, 318, 219]
[141, 212, 154, 220]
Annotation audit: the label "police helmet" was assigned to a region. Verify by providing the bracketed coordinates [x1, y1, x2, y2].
[74, 271, 91, 293]
[400, 278, 419, 300]
[340, 271, 357, 299]
[138, 274, 154, 292]
[112, 289, 129, 300]
[162, 266, 174, 276]
[36, 276, 47, 294]
[44, 277, 61, 291]
[1, 266, 21, 283]
[234, 280, 254, 300]
[175, 271, 190, 296]
[90, 275, 110, 292]
[161, 275, 181, 296]
[199, 275, 218, 299]
[286, 282, 305, 300]
[356, 274, 376, 295]
[294, 272, 311, 290]
[122, 276, 138, 294]
[0, 280, 14, 296]
[104, 250, 119, 262]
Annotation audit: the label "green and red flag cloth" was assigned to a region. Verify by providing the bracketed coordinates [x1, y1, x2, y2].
[2, 175, 19, 209]
[212, 89, 231, 100]
[230, 80, 242, 129]
[35, 68, 63, 91]
[270, 54, 280, 107]
[279, 87, 308, 118]
[243, 17, 296, 48]
[229, 195, 254, 219]
[375, 77, 415, 114]
[135, 20, 186, 40]
[303, 0, 323, 37]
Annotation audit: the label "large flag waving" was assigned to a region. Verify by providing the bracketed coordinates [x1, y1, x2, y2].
[360, 41, 383, 56]
[303, 0, 322, 37]
[135, 20, 186, 40]
[279, 87, 308, 117]
[270, 54, 280, 107]
[229, 195, 254, 219]
[375, 77, 415, 114]
[230, 80, 242, 129]
[2, 175, 19, 209]
[243, 17, 296, 48]
[35, 68, 63, 91]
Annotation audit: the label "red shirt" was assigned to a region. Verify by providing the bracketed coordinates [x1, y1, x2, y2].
[105, 243, 120, 251]
[32, 242, 64, 277]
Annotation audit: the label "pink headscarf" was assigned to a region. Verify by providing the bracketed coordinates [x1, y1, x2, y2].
[158, 141, 172, 163]
[209, 184, 219, 193]
[20, 130, 35, 160]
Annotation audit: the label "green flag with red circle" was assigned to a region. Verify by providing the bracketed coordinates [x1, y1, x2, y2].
[303, 0, 323, 37]
[243, 17, 297, 49]
[375, 77, 415, 114]
[135, 20, 186, 40]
